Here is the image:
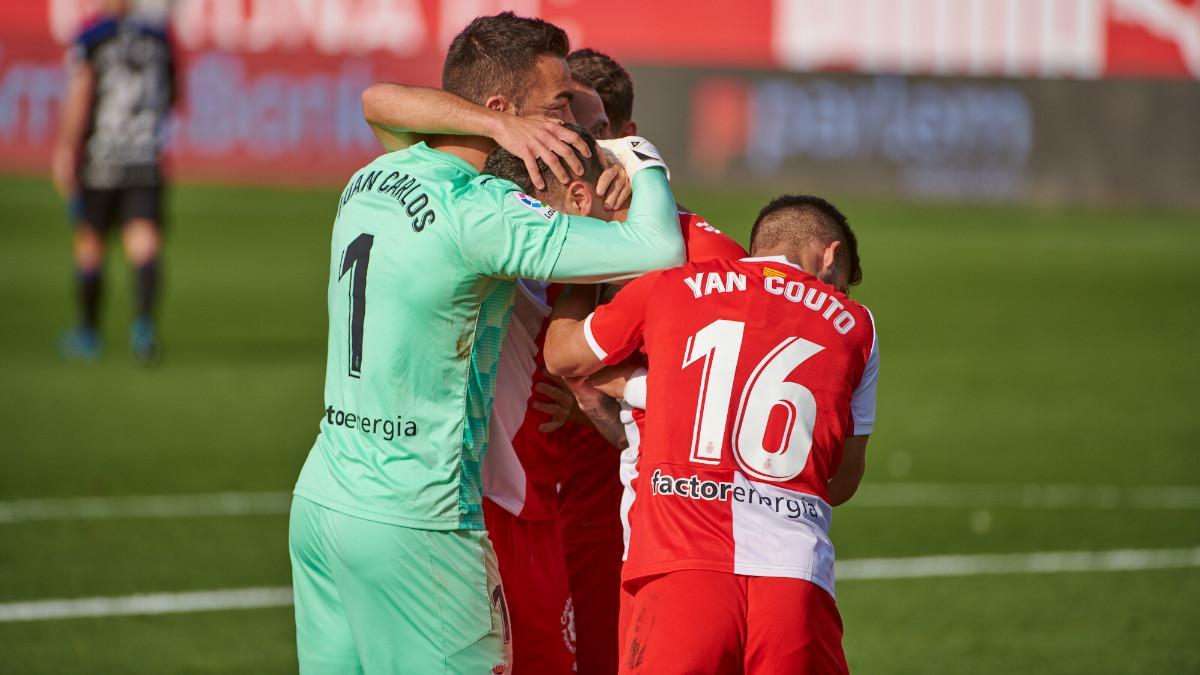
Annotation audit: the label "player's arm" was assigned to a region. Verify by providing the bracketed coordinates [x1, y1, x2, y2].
[563, 377, 629, 450]
[361, 83, 589, 189]
[544, 274, 656, 378]
[544, 285, 603, 377]
[52, 57, 93, 197]
[546, 139, 683, 282]
[829, 320, 880, 506]
[461, 138, 683, 284]
[165, 28, 180, 107]
[536, 300, 630, 446]
[577, 364, 647, 447]
[588, 360, 643, 400]
[827, 435, 869, 506]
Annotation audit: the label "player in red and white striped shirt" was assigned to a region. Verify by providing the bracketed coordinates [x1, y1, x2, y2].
[545, 195, 877, 674]
[561, 49, 751, 675]
[480, 121, 745, 673]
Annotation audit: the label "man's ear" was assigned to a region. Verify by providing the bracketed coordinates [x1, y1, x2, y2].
[819, 240, 844, 288]
[620, 120, 638, 137]
[484, 94, 517, 115]
[821, 240, 841, 274]
[565, 180, 594, 217]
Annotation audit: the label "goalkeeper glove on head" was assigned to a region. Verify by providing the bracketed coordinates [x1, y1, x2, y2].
[597, 136, 670, 181]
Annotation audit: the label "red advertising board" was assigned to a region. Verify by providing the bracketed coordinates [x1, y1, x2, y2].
[1, 0, 1197, 183]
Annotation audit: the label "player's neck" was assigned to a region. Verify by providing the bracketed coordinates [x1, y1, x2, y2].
[750, 249, 809, 273]
[426, 134, 495, 171]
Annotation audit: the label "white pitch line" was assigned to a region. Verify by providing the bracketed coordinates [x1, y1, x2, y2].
[0, 587, 293, 623]
[2, 546, 1198, 623]
[0, 492, 291, 524]
[0, 483, 1198, 525]
[845, 482, 1200, 510]
[837, 546, 1200, 581]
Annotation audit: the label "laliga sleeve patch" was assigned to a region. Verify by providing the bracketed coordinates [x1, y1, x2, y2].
[511, 192, 557, 222]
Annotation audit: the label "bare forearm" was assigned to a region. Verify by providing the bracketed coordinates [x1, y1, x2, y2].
[576, 392, 628, 450]
[545, 285, 602, 378]
[362, 83, 501, 138]
[53, 66, 93, 196]
[827, 459, 864, 506]
[57, 68, 92, 151]
[589, 362, 639, 400]
[828, 435, 869, 506]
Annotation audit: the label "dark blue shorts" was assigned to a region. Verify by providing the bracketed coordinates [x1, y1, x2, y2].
[75, 185, 163, 234]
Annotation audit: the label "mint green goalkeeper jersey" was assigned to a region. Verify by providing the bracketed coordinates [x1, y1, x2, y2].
[294, 142, 681, 530]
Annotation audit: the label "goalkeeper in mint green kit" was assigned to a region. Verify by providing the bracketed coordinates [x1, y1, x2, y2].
[288, 12, 683, 675]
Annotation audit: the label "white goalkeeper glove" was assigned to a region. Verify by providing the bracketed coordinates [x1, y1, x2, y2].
[597, 136, 670, 181]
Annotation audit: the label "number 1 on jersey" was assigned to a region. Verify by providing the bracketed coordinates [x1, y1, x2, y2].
[339, 233, 374, 378]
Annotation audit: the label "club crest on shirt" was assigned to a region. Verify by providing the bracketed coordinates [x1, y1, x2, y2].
[512, 192, 557, 221]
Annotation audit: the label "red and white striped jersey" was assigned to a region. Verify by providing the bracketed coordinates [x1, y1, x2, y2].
[585, 256, 879, 597]
[482, 280, 570, 521]
[486, 212, 747, 523]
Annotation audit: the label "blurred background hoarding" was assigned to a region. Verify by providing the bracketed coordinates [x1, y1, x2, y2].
[2, 0, 1198, 205]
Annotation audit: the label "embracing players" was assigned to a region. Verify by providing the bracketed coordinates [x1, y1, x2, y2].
[289, 13, 684, 674]
[478, 130, 745, 673]
[544, 195, 879, 674]
[360, 41, 744, 675]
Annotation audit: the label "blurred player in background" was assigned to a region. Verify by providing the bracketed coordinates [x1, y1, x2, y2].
[290, 13, 683, 674]
[52, 0, 176, 364]
[545, 195, 878, 675]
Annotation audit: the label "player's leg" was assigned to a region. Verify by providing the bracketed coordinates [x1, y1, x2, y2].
[62, 189, 113, 359]
[118, 185, 163, 364]
[324, 507, 512, 674]
[288, 496, 364, 675]
[617, 581, 634, 665]
[559, 448, 626, 675]
[744, 577, 848, 675]
[563, 532, 624, 675]
[619, 570, 745, 675]
[484, 498, 576, 674]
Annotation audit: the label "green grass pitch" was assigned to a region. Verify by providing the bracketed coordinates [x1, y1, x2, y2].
[1, 174, 1198, 673]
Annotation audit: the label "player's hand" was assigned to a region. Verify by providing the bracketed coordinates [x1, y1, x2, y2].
[532, 376, 581, 433]
[491, 115, 591, 191]
[596, 163, 632, 211]
[596, 136, 669, 181]
[51, 145, 77, 198]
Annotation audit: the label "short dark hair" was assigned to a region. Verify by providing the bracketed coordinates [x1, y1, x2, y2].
[442, 12, 570, 107]
[482, 123, 604, 196]
[750, 195, 862, 286]
[567, 48, 634, 131]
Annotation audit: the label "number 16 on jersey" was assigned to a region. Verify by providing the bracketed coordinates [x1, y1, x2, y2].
[683, 319, 824, 482]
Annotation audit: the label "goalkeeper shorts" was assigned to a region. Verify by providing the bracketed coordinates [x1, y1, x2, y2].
[289, 495, 512, 674]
